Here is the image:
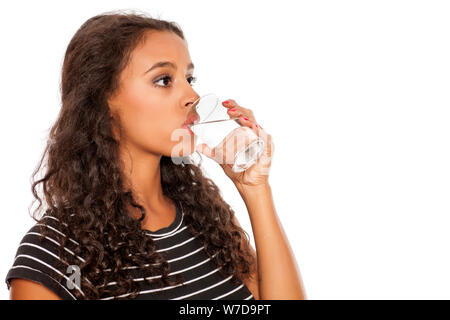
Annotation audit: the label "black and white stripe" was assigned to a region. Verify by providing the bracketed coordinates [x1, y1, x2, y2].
[5, 201, 254, 300]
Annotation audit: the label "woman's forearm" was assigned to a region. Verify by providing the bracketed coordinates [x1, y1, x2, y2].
[236, 183, 307, 300]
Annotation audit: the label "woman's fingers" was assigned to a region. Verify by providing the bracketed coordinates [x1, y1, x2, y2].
[238, 115, 257, 130]
[222, 99, 260, 132]
[222, 99, 256, 121]
[222, 100, 242, 118]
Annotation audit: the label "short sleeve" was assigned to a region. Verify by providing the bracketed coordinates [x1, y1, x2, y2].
[5, 217, 83, 300]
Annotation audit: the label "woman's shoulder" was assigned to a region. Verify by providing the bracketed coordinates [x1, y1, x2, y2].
[5, 213, 84, 300]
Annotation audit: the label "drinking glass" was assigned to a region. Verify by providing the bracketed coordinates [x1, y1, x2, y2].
[183, 93, 265, 172]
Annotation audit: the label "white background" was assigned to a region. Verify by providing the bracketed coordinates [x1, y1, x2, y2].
[1, 0, 449, 299]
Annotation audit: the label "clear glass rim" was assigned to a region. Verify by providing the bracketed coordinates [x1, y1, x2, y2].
[191, 93, 220, 123]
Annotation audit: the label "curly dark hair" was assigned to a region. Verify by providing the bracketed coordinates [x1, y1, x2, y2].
[29, 9, 256, 300]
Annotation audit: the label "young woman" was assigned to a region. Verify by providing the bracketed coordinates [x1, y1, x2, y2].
[5, 11, 306, 300]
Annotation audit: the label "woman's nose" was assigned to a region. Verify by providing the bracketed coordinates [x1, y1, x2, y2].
[185, 94, 200, 109]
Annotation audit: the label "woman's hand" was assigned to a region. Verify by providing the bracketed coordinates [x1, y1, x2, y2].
[196, 99, 274, 189]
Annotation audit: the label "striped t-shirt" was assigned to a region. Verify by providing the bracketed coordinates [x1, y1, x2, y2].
[5, 201, 255, 300]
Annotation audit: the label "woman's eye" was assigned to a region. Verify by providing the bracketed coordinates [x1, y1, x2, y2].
[153, 75, 172, 88]
[188, 76, 197, 85]
[153, 75, 197, 88]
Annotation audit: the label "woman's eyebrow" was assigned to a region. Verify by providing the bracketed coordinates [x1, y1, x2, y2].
[144, 61, 195, 75]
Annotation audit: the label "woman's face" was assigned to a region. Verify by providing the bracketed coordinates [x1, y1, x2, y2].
[108, 30, 199, 158]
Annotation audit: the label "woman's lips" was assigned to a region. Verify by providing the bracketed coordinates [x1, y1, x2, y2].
[182, 114, 199, 136]
[183, 114, 200, 126]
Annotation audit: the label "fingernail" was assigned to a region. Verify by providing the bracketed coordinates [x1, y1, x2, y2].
[243, 117, 249, 121]
[229, 108, 236, 112]
[223, 100, 229, 104]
